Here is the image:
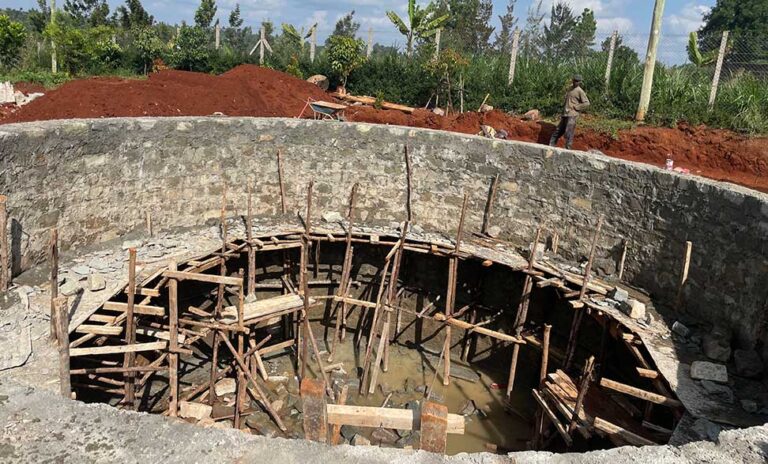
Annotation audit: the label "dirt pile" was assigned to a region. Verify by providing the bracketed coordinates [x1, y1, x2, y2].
[345, 107, 768, 192]
[2, 66, 766, 192]
[2, 65, 329, 123]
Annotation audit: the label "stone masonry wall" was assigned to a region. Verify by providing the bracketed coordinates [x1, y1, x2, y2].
[0, 117, 766, 350]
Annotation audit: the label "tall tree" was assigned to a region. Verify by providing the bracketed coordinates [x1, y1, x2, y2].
[438, 0, 494, 54]
[115, 0, 153, 29]
[570, 8, 596, 57]
[228, 4, 242, 29]
[29, 0, 51, 33]
[327, 10, 359, 44]
[386, 0, 449, 57]
[0, 14, 27, 69]
[539, 1, 577, 59]
[520, 0, 544, 56]
[63, 0, 110, 27]
[493, 0, 518, 53]
[699, 0, 768, 59]
[194, 0, 217, 29]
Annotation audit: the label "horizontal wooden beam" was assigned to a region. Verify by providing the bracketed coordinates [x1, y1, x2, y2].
[593, 417, 658, 446]
[326, 404, 464, 434]
[102, 301, 165, 317]
[599, 378, 682, 408]
[74, 324, 123, 336]
[636, 367, 659, 379]
[124, 287, 161, 298]
[70, 341, 167, 357]
[70, 365, 168, 375]
[163, 270, 243, 287]
[433, 313, 524, 344]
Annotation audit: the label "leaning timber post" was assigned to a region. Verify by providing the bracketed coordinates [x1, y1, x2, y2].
[0, 195, 8, 292]
[168, 260, 179, 417]
[301, 255, 335, 400]
[568, 356, 595, 436]
[675, 241, 693, 309]
[618, 239, 628, 281]
[49, 228, 59, 340]
[507, 225, 542, 397]
[299, 181, 314, 376]
[481, 174, 500, 236]
[635, 0, 666, 122]
[507, 28, 521, 86]
[277, 150, 287, 215]
[234, 269, 246, 429]
[564, 216, 604, 370]
[708, 31, 729, 111]
[123, 248, 138, 409]
[404, 145, 413, 222]
[54, 296, 71, 398]
[444, 194, 469, 386]
[247, 184, 256, 296]
[146, 210, 153, 237]
[539, 324, 552, 384]
[329, 184, 357, 362]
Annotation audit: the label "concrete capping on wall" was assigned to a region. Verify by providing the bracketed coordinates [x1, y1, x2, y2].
[1, 117, 767, 350]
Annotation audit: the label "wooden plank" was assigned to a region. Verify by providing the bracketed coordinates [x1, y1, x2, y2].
[70, 365, 167, 375]
[258, 339, 294, 356]
[124, 287, 161, 297]
[74, 324, 123, 336]
[103, 301, 165, 317]
[300, 378, 328, 443]
[326, 404, 464, 434]
[162, 270, 243, 287]
[593, 417, 658, 446]
[70, 341, 167, 357]
[222, 294, 306, 323]
[599, 378, 682, 408]
[330, 385, 349, 445]
[420, 401, 448, 454]
[531, 389, 572, 446]
[636, 367, 659, 379]
[88, 314, 119, 324]
[136, 326, 186, 343]
[433, 312, 524, 343]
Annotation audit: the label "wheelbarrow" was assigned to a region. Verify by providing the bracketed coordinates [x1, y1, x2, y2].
[308, 100, 347, 121]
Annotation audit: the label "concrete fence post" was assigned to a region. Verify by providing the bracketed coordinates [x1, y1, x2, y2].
[604, 30, 618, 90]
[708, 30, 729, 111]
[508, 28, 521, 86]
[367, 27, 373, 58]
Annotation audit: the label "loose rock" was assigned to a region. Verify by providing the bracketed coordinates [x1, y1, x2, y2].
[700, 380, 734, 403]
[351, 434, 371, 446]
[88, 273, 107, 292]
[608, 287, 629, 303]
[690, 361, 728, 383]
[60, 279, 80, 296]
[371, 428, 399, 445]
[702, 333, 731, 362]
[671, 321, 690, 338]
[178, 401, 212, 420]
[620, 299, 646, 319]
[215, 378, 236, 396]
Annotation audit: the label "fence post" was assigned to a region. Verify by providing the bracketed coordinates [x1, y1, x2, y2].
[708, 30, 729, 111]
[434, 28, 442, 60]
[507, 28, 521, 86]
[50, 0, 57, 73]
[604, 30, 618, 90]
[0, 195, 8, 292]
[260, 26, 265, 65]
[310, 27, 316, 63]
[367, 27, 373, 58]
[215, 24, 221, 50]
[635, 0, 666, 122]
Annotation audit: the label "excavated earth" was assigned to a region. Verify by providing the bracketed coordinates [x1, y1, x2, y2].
[1, 65, 766, 192]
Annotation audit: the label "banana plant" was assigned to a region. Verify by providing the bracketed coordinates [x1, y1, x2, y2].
[282, 22, 317, 53]
[386, 0, 449, 57]
[687, 32, 716, 67]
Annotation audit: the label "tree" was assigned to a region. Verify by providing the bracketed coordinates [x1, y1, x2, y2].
[133, 26, 163, 73]
[439, 0, 494, 54]
[570, 8, 596, 57]
[539, 1, 577, 59]
[601, 34, 638, 64]
[521, 0, 544, 56]
[194, 0, 217, 29]
[386, 0, 449, 57]
[281, 23, 315, 54]
[29, 0, 51, 33]
[423, 48, 467, 110]
[326, 10, 359, 44]
[226, 4, 248, 53]
[493, 0, 518, 53]
[0, 14, 26, 70]
[327, 34, 366, 88]
[116, 0, 153, 29]
[43, 21, 122, 74]
[698, 0, 768, 61]
[63, 0, 110, 27]
[170, 23, 209, 71]
[228, 4, 242, 29]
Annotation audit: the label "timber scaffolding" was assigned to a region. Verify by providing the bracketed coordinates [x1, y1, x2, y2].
[51, 180, 685, 453]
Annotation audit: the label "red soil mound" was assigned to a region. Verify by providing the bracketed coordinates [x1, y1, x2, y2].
[2, 66, 766, 192]
[2, 65, 328, 123]
[345, 107, 768, 193]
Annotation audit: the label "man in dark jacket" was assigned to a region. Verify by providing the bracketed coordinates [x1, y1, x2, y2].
[549, 75, 590, 149]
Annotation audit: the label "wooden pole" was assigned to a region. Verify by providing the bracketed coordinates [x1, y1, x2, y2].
[235, 269, 246, 429]
[708, 31, 729, 110]
[168, 260, 179, 417]
[329, 184, 357, 362]
[123, 248, 137, 409]
[404, 145, 413, 222]
[215, 23, 221, 49]
[367, 27, 373, 58]
[310, 26, 316, 63]
[54, 296, 70, 398]
[259, 26, 266, 65]
[301, 258, 335, 401]
[604, 30, 618, 90]
[145, 211, 153, 237]
[565, 216, 604, 370]
[50, 0, 57, 73]
[675, 241, 693, 308]
[635, 0, 666, 122]
[444, 194, 469, 386]
[481, 174, 500, 236]
[49, 228, 58, 340]
[507, 225, 542, 396]
[247, 184, 256, 296]
[618, 239, 628, 281]
[568, 356, 595, 435]
[539, 324, 552, 384]
[277, 150, 287, 215]
[0, 195, 8, 292]
[508, 28, 521, 86]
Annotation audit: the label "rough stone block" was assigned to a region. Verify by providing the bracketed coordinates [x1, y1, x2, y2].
[419, 401, 448, 454]
[60, 279, 80, 296]
[300, 378, 327, 443]
[702, 335, 731, 362]
[371, 428, 399, 445]
[178, 401, 212, 420]
[733, 349, 764, 378]
[608, 287, 629, 303]
[88, 273, 106, 292]
[214, 378, 236, 396]
[690, 361, 728, 383]
[671, 321, 690, 338]
[619, 299, 646, 319]
[700, 380, 733, 403]
[351, 434, 370, 446]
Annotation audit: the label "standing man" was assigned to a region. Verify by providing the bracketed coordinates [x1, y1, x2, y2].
[549, 75, 590, 150]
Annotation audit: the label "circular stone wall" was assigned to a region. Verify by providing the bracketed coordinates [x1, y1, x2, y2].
[0, 117, 766, 352]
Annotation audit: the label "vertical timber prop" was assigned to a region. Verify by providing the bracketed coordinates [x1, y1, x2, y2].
[539, 324, 552, 384]
[54, 296, 71, 398]
[443, 194, 469, 386]
[507, 226, 542, 397]
[167, 260, 179, 417]
[247, 184, 256, 297]
[0, 195, 8, 292]
[564, 216, 604, 370]
[481, 174, 500, 236]
[123, 248, 138, 409]
[329, 183, 358, 362]
[49, 228, 59, 340]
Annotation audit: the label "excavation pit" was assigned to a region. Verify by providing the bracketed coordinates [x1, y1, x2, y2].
[0, 117, 766, 461]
